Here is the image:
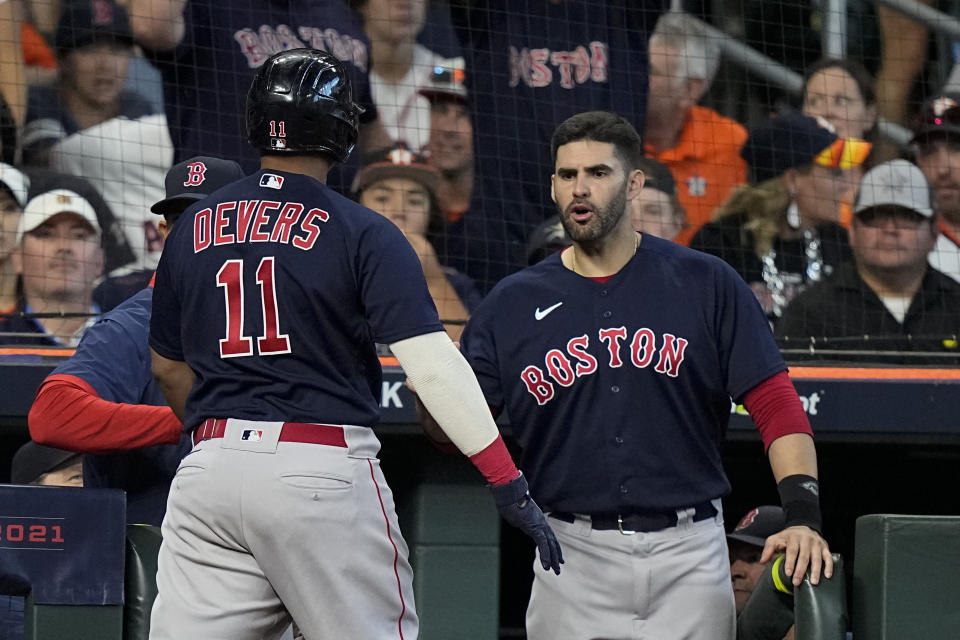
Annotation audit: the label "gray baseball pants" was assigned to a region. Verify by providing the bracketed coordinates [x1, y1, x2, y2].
[527, 500, 735, 640]
[149, 420, 418, 640]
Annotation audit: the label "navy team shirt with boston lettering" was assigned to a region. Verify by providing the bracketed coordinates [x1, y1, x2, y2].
[149, 170, 443, 432]
[447, 0, 667, 290]
[145, 0, 376, 172]
[460, 235, 786, 513]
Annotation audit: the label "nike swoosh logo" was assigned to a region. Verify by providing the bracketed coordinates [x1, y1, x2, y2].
[534, 302, 563, 320]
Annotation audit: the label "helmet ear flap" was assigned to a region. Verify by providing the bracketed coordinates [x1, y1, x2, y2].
[246, 48, 361, 163]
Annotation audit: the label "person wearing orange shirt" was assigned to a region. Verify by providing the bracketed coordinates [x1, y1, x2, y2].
[645, 11, 747, 247]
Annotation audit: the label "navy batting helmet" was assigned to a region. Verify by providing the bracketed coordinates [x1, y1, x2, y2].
[246, 48, 362, 163]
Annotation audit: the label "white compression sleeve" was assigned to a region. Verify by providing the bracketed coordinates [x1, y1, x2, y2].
[389, 331, 500, 457]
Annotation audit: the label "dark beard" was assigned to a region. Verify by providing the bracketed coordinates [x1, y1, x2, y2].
[557, 180, 628, 245]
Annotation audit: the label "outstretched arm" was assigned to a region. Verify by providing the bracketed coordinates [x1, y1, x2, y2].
[391, 331, 563, 574]
[30, 375, 181, 453]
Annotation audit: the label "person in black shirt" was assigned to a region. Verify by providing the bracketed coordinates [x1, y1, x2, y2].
[776, 159, 960, 363]
[690, 112, 870, 320]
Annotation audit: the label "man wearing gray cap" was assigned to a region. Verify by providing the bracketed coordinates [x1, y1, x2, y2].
[776, 159, 960, 361]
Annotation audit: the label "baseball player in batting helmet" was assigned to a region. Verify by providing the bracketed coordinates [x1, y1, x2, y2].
[148, 48, 561, 639]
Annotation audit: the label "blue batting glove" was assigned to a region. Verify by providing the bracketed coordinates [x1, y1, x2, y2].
[490, 472, 563, 575]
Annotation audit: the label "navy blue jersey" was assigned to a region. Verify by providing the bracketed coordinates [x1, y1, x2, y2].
[52, 287, 191, 525]
[150, 170, 444, 430]
[448, 0, 666, 290]
[147, 0, 376, 172]
[460, 235, 786, 513]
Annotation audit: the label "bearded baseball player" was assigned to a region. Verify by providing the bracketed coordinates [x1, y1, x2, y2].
[147, 48, 561, 639]
[450, 111, 832, 639]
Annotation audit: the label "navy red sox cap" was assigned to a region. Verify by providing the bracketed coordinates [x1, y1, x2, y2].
[727, 505, 785, 548]
[151, 156, 245, 216]
[55, 0, 134, 55]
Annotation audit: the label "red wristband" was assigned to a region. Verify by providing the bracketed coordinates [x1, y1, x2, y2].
[468, 435, 520, 486]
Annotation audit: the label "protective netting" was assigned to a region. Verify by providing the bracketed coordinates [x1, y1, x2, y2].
[0, 0, 957, 364]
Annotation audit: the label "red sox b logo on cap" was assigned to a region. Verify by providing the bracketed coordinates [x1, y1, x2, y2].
[735, 508, 760, 531]
[184, 161, 207, 187]
[91, 0, 113, 25]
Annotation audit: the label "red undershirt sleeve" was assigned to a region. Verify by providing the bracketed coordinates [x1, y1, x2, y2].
[29, 374, 183, 454]
[741, 370, 814, 452]
[468, 434, 521, 486]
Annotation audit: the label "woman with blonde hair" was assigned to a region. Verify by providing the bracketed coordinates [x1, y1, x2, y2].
[690, 112, 870, 319]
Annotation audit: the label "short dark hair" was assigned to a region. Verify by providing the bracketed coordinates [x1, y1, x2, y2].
[803, 57, 876, 107]
[550, 111, 645, 172]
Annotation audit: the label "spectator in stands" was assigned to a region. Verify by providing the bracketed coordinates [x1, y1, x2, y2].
[28, 156, 243, 525]
[728, 505, 796, 640]
[644, 10, 747, 246]
[0, 0, 26, 125]
[25, 168, 136, 276]
[802, 58, 877, 142]
[128, 0, 392, 180]
[22, 0, 172, 275]
[0, 188, 103, 345]
[352, 0, 463, 152]
[690, 112, 870, 320]
[22, 0, 150, 166]
[631, 156, 686, 241]
[911, 94, 960, 284]
[776, 160, 960, 362]
[802, 57, 877, 230]
[0, 164, 28, 313]
[353, 145, 480, 340]
[445, 0, 660, 291]
[420, 64, 473, 225]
